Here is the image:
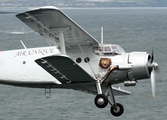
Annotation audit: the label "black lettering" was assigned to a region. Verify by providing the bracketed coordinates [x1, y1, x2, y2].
[15, 48, 56, 57]
[15, 51, 27, 57]
[28, 50, 34, 55]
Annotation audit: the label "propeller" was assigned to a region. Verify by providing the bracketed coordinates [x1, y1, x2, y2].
[151, 46, 154, 63]
[151, 69, 155, 98]
[149, 48, 158, 98]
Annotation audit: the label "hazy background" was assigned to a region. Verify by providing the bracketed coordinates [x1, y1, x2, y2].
[0, 4, 167, 120]
[0, 7, 167, 120]
[0, 0, 167, 7]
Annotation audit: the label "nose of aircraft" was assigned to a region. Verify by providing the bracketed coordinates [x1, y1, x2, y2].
[128, 52, 151, 80]
[129, 52, 158, 98]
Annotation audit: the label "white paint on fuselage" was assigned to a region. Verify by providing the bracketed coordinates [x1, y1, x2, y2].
[0, 46, 131, 86]
[0, 46, 61, 84]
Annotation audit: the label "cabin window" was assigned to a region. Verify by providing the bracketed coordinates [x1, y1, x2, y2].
[84, 57, 90, 63]
[104, 46, 111, 52]
[76, 57, 82, 63]
[94, 44, 125, 56]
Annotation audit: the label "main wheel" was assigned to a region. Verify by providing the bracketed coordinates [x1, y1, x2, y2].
[110, 103, 124, 117]
[94, 94, 108, 108]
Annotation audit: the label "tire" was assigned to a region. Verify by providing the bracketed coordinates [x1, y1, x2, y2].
[110, 103, 124, 117]
[94, 94, 108, 108]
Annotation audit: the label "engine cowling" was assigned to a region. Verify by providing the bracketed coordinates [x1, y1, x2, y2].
[128, 52, 150, 80]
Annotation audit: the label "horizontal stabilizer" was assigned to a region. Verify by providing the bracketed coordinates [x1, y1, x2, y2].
[72, 85, 131, 96]
[112, 86, 131, 96]
[35, 55, 95, 83]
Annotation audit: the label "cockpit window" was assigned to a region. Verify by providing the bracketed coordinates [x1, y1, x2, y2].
[94, 44, 125, 56]
[105, 46, 111, 52]
[111, 46, 119, 53]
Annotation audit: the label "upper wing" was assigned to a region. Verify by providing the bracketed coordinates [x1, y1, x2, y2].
[16, 6, 99, 48]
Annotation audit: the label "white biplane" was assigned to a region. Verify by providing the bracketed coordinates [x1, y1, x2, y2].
[0, 6, 158, 116]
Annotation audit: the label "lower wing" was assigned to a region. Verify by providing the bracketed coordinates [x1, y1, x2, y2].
[35, 55, 130, 96]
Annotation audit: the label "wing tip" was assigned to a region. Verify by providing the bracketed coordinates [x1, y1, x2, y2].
[16, 6, 60, 17]
[31, 6, 59, 10]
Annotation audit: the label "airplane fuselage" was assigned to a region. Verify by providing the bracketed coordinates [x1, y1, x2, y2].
[0, 45, 151, 88]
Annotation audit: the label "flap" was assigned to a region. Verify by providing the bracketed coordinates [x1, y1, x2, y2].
[35, 55, 95, 83]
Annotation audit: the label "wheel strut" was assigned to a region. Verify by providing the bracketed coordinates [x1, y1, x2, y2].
[95, 80, 102, 94]
[94, 80, 108, 108]
[94, 81, 124, 116]
[108, 86, 124, 116]
[108, 86, 117, 110]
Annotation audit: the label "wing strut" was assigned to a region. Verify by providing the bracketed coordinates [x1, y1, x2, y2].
[71, 30, 97, 78]
[101, 26, 103, 44]
[20, 40, 27, 49]
[59, 32, 66, 54]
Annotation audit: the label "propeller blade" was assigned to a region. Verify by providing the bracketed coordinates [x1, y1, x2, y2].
[151, 70, 156, 98]
[151, 46, 154, 63]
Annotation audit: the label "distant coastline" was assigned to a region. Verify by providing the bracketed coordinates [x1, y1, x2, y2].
[0, 6, 167, 10]
[0, 11, 17, 14]
[0, 0, 167, 8]
[0, 11, 13, 14]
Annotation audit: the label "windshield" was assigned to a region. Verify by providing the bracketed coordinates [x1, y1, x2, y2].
[94, 44, 125, 56]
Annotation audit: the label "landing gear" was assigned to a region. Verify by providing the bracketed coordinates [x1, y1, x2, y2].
[94, 80, 124, 116]
[94, 80, 109, 108]
[108, 86, 124, 116]
[110, 103, 124, 117]
[94, 94, 108, 108]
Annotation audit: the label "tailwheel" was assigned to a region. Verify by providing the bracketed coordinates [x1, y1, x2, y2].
[110, 103, 124, 117]
[94, 94, 108, 108]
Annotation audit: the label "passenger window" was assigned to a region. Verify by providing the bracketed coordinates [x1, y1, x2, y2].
[105, 47, 111, 52]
